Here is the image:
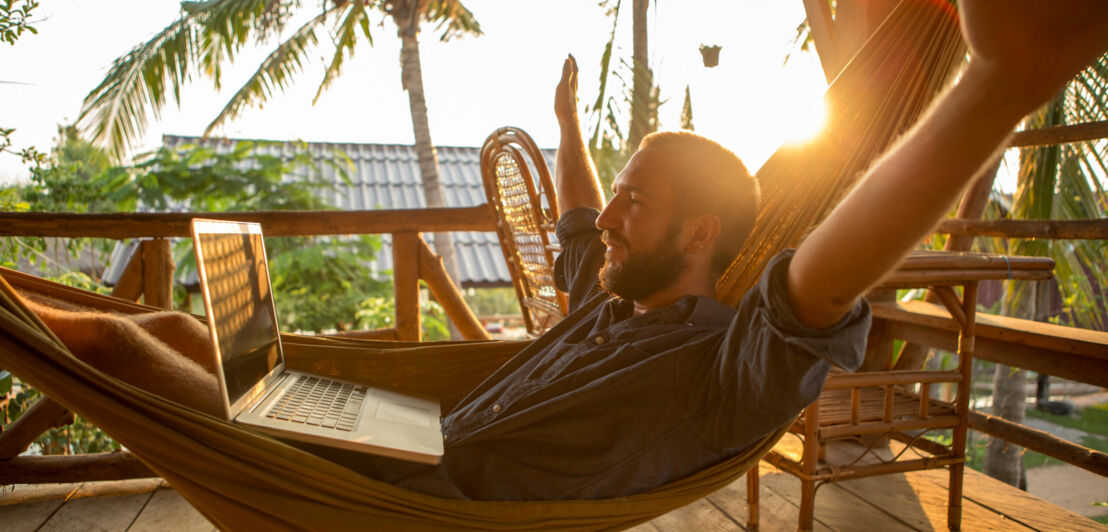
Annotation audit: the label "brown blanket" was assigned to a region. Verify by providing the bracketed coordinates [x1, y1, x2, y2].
[18, 290, 223, 416]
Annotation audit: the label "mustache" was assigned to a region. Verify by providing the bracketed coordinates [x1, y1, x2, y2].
[601, 230, 628, 247]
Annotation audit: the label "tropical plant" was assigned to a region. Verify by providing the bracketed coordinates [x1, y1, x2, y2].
[979, 53, 1108, 486]
[75, 1, 482, 328]
[0, 0, 37, 46]
[589, 0, 661, 196]
[1, 132, 394, 455]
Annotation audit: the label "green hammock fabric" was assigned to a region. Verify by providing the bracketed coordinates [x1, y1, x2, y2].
[0, 269, 784, 531]
[0, 0, 969, 529]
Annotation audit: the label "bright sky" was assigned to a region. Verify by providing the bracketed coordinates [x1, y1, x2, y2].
[1, 0, 828, 185]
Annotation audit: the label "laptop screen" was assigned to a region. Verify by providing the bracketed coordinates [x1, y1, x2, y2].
[193, 222, 282, 408]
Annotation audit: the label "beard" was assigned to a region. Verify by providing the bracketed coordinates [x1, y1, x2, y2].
[599, 223, 687, 301]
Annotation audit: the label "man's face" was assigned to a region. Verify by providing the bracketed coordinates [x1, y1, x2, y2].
[595, 149, 688, 300]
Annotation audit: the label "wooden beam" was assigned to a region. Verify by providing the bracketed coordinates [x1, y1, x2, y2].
[417, 239, 490, 341]
[0, 451, 156, 484]
[393, 232, 421, 342]
[140, 239, 174, 309]
[110, 244, 144, 302]
[0, 397, 73, 459]
[969, 410, 1108, 477]
[1009, 120, 1108, 147]
[936, 218, 1108, 240]
[0, 206, 497, 239]
[324, 328, 399, 341]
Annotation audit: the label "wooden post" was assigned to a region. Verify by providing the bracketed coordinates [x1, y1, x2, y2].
[140, 238, 174, 309]
[393, 232, 421, 342]
[0, 397, 73, 459]
[110, 243, 144, 302]
[417, 238, 490, 341]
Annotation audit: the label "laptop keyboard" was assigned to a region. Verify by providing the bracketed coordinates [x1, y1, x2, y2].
[265, 376, 366, 431]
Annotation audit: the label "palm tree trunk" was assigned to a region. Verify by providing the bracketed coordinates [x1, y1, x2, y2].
[397, 8, 463, 338]
[627, 0, 652, 152]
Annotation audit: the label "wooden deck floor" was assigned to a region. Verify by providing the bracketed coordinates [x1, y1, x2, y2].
[3, 445, 1103, 531]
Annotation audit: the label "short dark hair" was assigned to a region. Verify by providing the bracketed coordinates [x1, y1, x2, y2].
[637, 131, 760, 275]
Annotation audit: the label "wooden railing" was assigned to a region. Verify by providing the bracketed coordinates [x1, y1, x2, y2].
[0, 206, 498, 342]
[0, 205, 1105, 487]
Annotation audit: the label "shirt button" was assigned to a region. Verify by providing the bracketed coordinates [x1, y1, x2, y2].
[492, 404, 502, 413]
[594, 336, 606, 344]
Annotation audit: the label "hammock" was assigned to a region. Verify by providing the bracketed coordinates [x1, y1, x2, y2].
[0, 0, 964, 529]
[0, 269, 783, 531]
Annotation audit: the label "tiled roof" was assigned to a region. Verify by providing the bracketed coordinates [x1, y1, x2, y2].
[162, 135, 557, 288]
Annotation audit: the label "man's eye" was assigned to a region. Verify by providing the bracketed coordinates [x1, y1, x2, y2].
[628, 196, 642, 205]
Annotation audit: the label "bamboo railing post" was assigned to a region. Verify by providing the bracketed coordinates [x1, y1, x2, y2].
[393, 232, 422, 342]
[0, 397, 73, 459]
[110, 244, 144, 302]
[140, 239, 174, 309]
[416, 237, 490, 341]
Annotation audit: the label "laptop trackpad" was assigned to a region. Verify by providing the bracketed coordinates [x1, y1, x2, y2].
[375, 401, 432, 427]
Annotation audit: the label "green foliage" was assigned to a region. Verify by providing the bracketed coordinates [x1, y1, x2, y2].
[1026, 401, 1108, 436]
[680, 84, 694, 131]
[269, 235, 388, 333]
[462, 287, 519, 317]
[355, 286, 450, 341]
[1, 374, 122, 456]
[588, 0, 663, 198]
[0, 132, 392, 455]
[0, 0, 37, 45]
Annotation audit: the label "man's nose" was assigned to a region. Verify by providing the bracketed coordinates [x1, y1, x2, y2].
[595, 203, 619, 230]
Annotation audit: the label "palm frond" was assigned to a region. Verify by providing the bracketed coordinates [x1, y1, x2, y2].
[426, 0, 482, 41]
[313, 2, 369, 104]
[204, 10, 332, 136]
[589, 0, 621, 152]
[76, 15, 198, 158]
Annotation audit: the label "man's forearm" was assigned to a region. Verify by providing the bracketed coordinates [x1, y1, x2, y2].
[789, 66, 1038, 328]
[788, 1, 1108, 330]
[553, 55, 605, 213]
[555, 114, 605, 213]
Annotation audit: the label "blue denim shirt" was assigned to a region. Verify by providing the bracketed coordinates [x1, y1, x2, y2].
[374, 207, 869, 500]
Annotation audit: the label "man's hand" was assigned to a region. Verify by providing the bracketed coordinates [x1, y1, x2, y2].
[555, 55, 580, 127]
[960, 0, 1108, 113]
[554, 54, 605, 212]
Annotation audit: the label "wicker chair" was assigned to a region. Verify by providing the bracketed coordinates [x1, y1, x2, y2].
[480, 127, 567, 336]
[747, 251, 1053, 532]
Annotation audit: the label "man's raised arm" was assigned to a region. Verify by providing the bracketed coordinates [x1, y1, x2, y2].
[554, 55, 605, 213]
[786, 1, 1108, 330]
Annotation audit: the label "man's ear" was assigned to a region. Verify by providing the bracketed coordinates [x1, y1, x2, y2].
[684, 214, 721, 255]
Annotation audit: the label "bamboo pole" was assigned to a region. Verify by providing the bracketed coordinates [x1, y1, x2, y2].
[393, 232, 421, 342]
[140, 239, 174, 309]
[936, 218, 1108, 240]
[0, 397, 73, 459]
[417, 239, 490, 341]
[969, 410, 1108, 477]
[0, 452, 156, 484]
[0, 206, 497, 239]
[110, 245, 144, 302]
[1009, 120, 1108, 147]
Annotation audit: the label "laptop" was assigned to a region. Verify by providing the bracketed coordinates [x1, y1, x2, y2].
[190, 219, 443, 464]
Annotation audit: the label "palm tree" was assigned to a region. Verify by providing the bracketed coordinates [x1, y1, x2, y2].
[981, 53, 1108, 486]
[76, 1, 481, 312]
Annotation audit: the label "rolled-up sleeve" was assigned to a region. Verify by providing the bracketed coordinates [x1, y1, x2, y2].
[691, 249, 870, 453]
[553, 208, 606, 312]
